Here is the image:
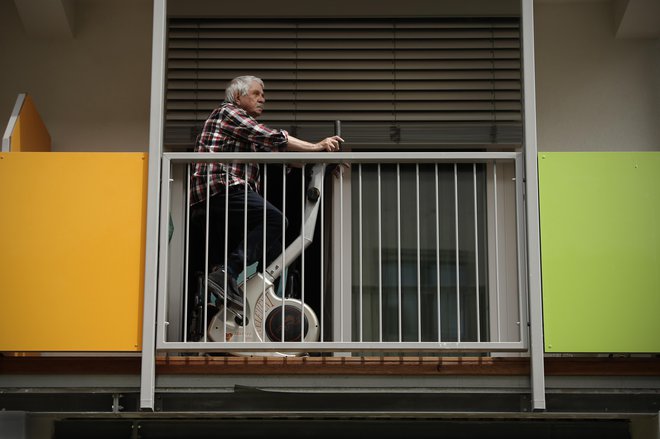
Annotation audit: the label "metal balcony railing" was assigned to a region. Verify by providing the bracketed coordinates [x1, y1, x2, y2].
[156, 151, 527, 355]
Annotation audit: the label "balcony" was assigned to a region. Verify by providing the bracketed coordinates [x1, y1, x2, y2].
[156, 151, 526, 356]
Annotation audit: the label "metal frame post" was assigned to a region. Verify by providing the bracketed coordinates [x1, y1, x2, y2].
[1, 93, 26, 152]
[140, 0, 167, 411]
[521, 0, 546, 411]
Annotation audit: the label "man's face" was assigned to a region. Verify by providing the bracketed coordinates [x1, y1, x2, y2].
[235, 81, 265, 117]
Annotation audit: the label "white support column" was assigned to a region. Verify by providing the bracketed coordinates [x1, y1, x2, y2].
[140, 0, 167, 411]
[521, 0, 546, 411]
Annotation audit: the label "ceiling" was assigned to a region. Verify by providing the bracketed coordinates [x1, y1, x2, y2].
[11, 0, 660, 39]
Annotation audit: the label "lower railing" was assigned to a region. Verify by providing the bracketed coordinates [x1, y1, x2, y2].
[156, 151, 527, 355]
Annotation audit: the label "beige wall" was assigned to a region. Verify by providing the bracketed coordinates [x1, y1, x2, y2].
[534, 1, 660, 151]
[0, 0, 152, 152]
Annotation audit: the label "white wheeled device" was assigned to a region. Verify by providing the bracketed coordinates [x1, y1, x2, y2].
[206, 122, 341, 356]
[207, 163, 325, 354]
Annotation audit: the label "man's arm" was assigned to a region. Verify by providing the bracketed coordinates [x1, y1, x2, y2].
[285, 135, 343, 152]
[221, 104, 289, 151]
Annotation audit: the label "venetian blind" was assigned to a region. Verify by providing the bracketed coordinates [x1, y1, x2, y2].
[166, 17, 522, 149]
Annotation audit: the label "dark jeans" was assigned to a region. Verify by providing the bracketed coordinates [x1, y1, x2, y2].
[190, 185, 286, 279]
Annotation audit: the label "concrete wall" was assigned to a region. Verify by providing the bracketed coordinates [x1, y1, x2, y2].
[0, 0, 152, 152]
[534, 1, 660, 152]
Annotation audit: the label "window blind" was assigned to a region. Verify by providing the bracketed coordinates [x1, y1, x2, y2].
[166, 17, 522, 149]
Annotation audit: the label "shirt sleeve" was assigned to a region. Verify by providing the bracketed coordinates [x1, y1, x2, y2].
[221, 105, 288, 152]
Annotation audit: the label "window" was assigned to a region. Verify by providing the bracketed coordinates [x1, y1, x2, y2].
[351, 164, 490, 343]
[166, 17, 521, 149]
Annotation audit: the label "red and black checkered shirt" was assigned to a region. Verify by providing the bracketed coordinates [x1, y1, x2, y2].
[190, 102, 289, 205]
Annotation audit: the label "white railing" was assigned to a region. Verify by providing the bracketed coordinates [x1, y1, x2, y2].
[156, 151, 527, 355]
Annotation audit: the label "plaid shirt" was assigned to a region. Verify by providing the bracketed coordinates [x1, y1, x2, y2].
[190, 102, 289, 205]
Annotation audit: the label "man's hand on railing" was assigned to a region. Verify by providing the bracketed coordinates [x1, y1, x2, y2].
[286, 134, 344, 152]
[314, 135, 344, 152]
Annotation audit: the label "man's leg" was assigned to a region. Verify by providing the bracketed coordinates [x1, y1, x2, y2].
[225, 187, 286, 277]
[205, 186, 285, 310]
[198, 189, 243, 309]
[188, 197, 232, 337]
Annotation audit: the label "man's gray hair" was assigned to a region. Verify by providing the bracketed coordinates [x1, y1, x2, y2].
[225, 75, 264, 104]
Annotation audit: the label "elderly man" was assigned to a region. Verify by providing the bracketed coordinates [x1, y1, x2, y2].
[190, 75, 342, 310]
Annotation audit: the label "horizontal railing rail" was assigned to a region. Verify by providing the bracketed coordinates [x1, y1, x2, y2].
[156, 151, 527, 355]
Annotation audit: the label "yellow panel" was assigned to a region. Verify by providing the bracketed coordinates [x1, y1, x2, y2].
[11, 95, 51, 152]
[0, 153, 147, 351]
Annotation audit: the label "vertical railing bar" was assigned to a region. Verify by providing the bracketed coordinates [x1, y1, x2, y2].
[514, 155, 527, 345]
[416, 163, 421, 342]
[183, 164, 191, 343]
[243, 174, 248, 343]
[320, 163, 325, 343]
[223, 165, 229, 340]
[454, 163, 461, 343]
[262, 164, 268, 342]
[378, 163, 383, 343]
[397, 163, 402, 343]
[494, 160, 502, 342]
[339, 164, 344, 342]
[157, 161, 172, 345]
[474, 163, 481, 343]
[203, 169, 211, 343]
[359, 164, 364, 342]
[435, 163, 442, 343]
[301, 164, 306, 342]
[281, 165, 287, 343]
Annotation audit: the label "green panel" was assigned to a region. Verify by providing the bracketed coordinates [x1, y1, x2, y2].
[538, 152, 660, 353]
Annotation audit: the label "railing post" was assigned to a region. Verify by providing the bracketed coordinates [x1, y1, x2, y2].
[140, 0, 167, 411]
[332, 164, 352, 349]
[521, 0, 547, 411]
